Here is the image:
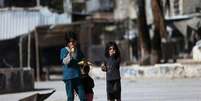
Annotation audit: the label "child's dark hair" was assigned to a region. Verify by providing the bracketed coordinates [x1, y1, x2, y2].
[104, 41, 120, 59]
[64, 31, 77, 45]
[80, 63, 90, 75]
[83, 65, 90, 74]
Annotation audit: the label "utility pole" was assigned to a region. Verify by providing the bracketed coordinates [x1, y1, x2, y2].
[151, 0, 168, 41]
[138, 0, 151, 65]
[36, 0, 40, 7]
[34, 29, 40, 81]
[151, 0, 168, 64]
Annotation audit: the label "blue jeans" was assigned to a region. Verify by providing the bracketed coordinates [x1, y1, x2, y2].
[64, 78, 87, 101]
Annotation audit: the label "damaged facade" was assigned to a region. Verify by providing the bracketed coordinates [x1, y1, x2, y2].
[162, 0, 201, 17]
[85, 0, 138, 64]
[146, 0, 201, 58]
[164, 0, 201, 54]
[1, 0, 201, 82]
[0, 0, 72, 83]
[0, 0, 139, 81]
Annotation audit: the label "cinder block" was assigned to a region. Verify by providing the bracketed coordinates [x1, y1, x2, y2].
[0, 68, 34, 94]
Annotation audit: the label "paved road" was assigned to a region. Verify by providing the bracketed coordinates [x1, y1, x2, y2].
[1, 79, 201, 101]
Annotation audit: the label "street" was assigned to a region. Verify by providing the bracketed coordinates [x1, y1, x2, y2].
[1, 78, 201, 101]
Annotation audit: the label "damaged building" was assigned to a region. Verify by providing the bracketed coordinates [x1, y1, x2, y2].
[1, 0, 201, 83]
[0, 0, 137, 82]
[163, 0, 201, 54]
[0, 0, 71, 93]
[145, 0, 201, 60]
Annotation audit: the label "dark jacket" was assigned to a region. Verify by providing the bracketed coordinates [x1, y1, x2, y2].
[81, 74, 94, 94]
[60, 47, 84, 80]
[105, 56, 121, 80]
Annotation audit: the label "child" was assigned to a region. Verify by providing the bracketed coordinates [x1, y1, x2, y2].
[79, 60, 95, 101]
[101, 41, 121, 101]
[60, 32, 87, 101]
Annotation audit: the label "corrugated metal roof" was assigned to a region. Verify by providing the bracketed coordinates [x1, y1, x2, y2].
[0, 7, 71, 40]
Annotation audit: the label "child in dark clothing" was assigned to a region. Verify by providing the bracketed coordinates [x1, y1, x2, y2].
[101, 41, 121, 101]
[79, 60, 95, 101]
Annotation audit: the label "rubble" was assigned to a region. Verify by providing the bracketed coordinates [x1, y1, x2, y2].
[90, 63, 201, 79]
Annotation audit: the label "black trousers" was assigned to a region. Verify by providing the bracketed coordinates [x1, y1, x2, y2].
[107, 79, 121, 100]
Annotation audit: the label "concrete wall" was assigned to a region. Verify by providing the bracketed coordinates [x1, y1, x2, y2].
[90, 63, 201, 79]
[0, 68, 34, 94]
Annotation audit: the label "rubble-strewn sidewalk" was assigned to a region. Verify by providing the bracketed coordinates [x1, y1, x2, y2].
[90, 62, 201, 79]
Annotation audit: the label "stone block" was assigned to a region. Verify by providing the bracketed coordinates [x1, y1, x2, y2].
[0, 68, 34, 94]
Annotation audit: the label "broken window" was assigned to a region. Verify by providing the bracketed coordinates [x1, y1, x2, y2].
[173, 0, 180, 15]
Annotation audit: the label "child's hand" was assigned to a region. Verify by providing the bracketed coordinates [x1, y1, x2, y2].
[101, 63, 105, 67]
[101, 63, 107, 72]
[74, 90, 77, 96]
[71, 48, 75, 53]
